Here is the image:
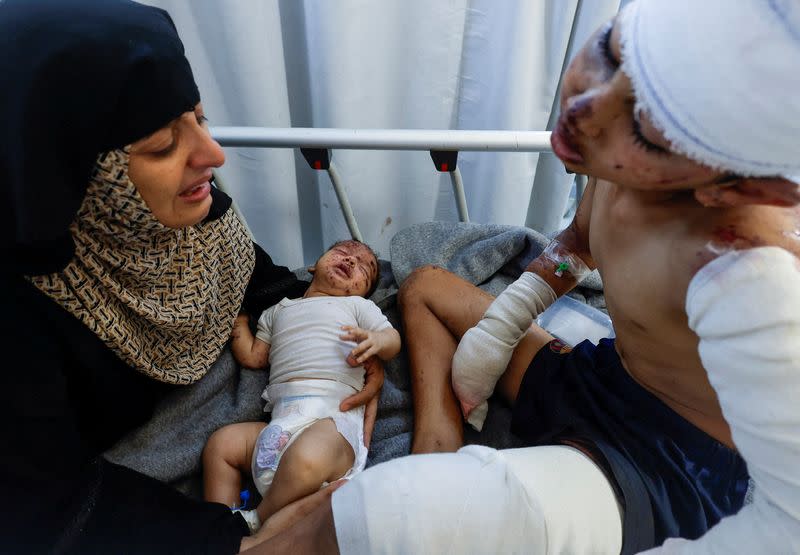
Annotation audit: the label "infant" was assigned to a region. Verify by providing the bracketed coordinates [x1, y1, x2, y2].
[202, 240, 401, 534]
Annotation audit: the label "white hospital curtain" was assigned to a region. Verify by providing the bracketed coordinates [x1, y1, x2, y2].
[141, 0, 620, 269]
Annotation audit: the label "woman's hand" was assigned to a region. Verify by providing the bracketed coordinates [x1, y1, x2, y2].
[238, 480, 346, 553]
[339, 356, 384, 448]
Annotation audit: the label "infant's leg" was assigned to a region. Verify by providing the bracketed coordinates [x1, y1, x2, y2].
[257, 418, 354, 523]
[202, 421, 267, 507]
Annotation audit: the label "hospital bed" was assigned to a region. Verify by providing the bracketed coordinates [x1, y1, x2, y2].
[104, 0, 615, 497]
[104, 126, 613, 498]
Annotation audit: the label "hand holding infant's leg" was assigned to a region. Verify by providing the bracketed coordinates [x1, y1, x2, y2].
[452, 272, 556, 430]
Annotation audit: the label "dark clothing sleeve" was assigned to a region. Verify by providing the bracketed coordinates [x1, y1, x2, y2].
[0, 274, 249, 554]
[0, 190, 301, 553]
[242, 242, 309, 316]
[208, 184, 309, 315]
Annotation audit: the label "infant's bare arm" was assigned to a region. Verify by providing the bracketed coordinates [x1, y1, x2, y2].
[230, 313, 271, 369]
[373, 327, 401, 360]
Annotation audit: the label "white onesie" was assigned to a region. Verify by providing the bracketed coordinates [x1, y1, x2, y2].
[251, 296, 392, 496]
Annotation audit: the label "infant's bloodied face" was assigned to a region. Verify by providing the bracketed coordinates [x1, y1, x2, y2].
[311, 240, 379, 298]
[552, 16, 726, 192]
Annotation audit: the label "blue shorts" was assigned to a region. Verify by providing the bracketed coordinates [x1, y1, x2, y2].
[511, 338, 749, 554]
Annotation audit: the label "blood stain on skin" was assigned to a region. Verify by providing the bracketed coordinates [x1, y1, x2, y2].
[708, 225, 765, 253]
[714, 225, 748, 244]
[614, 164, 624, 170]
[566, 97, 594, 125]
[655, 176, 689, 185]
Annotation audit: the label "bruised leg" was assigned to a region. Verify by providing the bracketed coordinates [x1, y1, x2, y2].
[398, 265, 554, 453]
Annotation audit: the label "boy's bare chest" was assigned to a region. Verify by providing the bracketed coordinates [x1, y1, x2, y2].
[589, 185, 698, 325]
[583, 181, 799, 445]
[586, 184, 731, 440]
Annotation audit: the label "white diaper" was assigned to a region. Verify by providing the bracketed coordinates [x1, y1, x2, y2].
[251, 379, 367, 497]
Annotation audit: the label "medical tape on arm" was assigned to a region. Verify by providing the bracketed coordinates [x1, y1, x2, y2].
[541, 239, 592, 283]
[452, 271, 556, 431]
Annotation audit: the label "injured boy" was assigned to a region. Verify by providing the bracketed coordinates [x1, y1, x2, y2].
[389, 1, 800, 552]
[249, 1, 799, 554]
[201, 240, 400, 535]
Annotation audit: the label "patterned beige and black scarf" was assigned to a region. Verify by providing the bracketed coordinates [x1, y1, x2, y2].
[29, 149, 255, 384]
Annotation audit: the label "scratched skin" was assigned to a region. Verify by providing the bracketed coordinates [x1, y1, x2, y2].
[550, 17, 800, 448]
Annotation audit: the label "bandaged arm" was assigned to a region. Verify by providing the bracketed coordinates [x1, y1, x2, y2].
[640, 247, 800, 554]
[452, 190, 596, 431]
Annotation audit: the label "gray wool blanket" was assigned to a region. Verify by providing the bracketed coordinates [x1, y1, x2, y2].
[104, 221, 605, 498]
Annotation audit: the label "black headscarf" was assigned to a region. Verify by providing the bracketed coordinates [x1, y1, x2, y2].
[1, 0, 200, 275]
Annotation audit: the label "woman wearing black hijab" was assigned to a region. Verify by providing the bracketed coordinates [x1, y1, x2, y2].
[0, 0, 371, 552]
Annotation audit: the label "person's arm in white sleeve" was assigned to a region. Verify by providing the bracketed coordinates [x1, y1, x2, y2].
[640, 247, 800, 554]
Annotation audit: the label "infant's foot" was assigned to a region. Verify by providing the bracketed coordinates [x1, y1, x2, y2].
[234, 508, 261, 534]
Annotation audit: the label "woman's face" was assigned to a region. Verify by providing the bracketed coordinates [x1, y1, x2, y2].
[552, 16, 726, 191]
[128, 103, 225, 228]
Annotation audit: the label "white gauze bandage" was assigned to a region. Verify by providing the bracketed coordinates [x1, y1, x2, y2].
[641, 247, 800, 554]
[618, 0, 800, 180]
[452, 271, 556, 431]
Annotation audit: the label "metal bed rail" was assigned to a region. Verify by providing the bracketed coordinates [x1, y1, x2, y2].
[211, 127, 564, 241]
[208, 0, 598, 242]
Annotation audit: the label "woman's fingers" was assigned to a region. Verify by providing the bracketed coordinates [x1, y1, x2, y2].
[363, 394, 378, 448]
[339, 386, 371, 412]
[339, 356, 384, 412]
[256, 480, 346, 542]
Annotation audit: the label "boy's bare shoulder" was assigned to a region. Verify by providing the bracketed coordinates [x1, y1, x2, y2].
[591, 184, 800, 321]
[685, 205, 800, 279]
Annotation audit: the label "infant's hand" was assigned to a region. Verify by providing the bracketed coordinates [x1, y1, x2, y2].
[341, 325, 385, 366]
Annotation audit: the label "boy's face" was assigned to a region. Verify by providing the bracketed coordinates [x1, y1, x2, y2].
[552, 17, 727, 192]
[309, 241, 378, 297]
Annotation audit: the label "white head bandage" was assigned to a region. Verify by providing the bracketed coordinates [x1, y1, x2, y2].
[618, 0, 800, 183]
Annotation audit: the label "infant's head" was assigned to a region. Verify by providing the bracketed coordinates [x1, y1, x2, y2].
[308, 240, 380, 298]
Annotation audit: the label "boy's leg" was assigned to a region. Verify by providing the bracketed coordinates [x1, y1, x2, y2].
[398, 265, 554, 453]
[202, 421, 267, 506]
[257, 418, 354, 523]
